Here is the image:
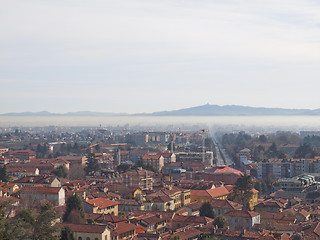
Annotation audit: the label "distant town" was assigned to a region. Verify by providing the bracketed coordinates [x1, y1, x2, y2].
[1, 125, 320, 239]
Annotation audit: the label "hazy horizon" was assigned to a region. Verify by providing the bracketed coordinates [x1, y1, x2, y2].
[2, 116, 320, 132]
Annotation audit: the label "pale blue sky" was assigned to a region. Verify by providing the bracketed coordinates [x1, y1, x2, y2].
[1, 0, 320, 113]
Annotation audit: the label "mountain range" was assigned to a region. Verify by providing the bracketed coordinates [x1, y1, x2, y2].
[1, 104, 320, 116]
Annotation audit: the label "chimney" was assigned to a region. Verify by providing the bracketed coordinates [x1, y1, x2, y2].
[241, 229, 246, 235]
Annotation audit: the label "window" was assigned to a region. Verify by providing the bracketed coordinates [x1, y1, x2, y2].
[78, 238, 82, 240]
[95, 238, 99, 240]
[86, 238, 90, 240]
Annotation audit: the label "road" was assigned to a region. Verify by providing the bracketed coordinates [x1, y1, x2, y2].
[212, 136, 234, 166]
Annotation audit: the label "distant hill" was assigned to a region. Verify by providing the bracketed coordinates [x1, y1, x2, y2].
[1, 104, 320, 116]
[148, 104, 320, 116]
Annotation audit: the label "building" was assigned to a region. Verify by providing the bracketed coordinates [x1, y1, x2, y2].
[238, 148, 252, 167]
[142, 153, 164, 172]
[122, 168, 153, 190]
[201, 165, 243, 185]
[257, 159, 291, 179]
[190, 186, 230, 203]
[224, 210, 260, 231]
[13, 175, 61, 187]
[145, 195, 175, 211]
[4, 150, 36, 162]
[62, 223, 111, 240]
[161, 152, 176, 164]
[20, 186, 65, 206]
[147, 186, 191, 209]
[274, 175, 319, 198]
[211, 199, 243, 215]
[84, 198, 119, 216]
[6, 166, 39, 178]
[118, 199, 145, 213]
[176, 152, 214, 166]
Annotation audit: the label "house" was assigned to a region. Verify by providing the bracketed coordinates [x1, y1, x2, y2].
[161, 152, 176, 164]
[255, 199, 285, 213]
[122, 168, 154, 191]
[13, 175, 61, 187]
[57, 155, 87, 168]
[201, 165, 244, 185]
[62, 223, 110, 240]
[0, 182, 20, 196]
[181, 201, 202, 216]
[211, 199, 243, 215]
[190, 186, 230, 203]
[144, 195, 175, 212]
[224, 210, 260, 231]
[147, 186, 191, 209]
[118, 199, 145, 213]
[84, 198, 119, 216]
[6, 165, 39, 178]
[142, 153, 164, 172]
[170, 226, 202, 240]
[110, 221, 137, 240]
[259, 212, 296, 227]
[4, 150, 36, 162]
[171, 214, 214, 230]
[20, 186, 65, 206]
[138, 214, 168, 233]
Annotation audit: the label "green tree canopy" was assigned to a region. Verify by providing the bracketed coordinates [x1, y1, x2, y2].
[232, 174, 253, 210]
[85, 153, 99, 175]
[63, 193, 85, 223]
[0, 165, 9, 182]
[61, 226, 74, 240]
[294, 143, 316, 159]
[33, 203, 57, 240]
[199, 202, 215, 219]
[116, 163, 131, 173]
[213, 215, 228, 228]
[52, 166, 67, 178]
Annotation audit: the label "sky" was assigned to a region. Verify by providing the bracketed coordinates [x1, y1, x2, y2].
[1, 0, 320, 114]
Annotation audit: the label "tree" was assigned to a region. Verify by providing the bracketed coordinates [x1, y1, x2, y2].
[200, 233, 219, 240]
[61, 226, 74, 240]
[199, 202, 215, 219]
[33, 203, 57, 240]
[213, 215, 228, 228]
[267, 142, 278, 158]
[294, 143, 316, 159]
[231, 174, 253, 210]
[116, 163, 131, 173]
[85, 153, 99, 175]
[259, 135, 267, 143]
[52, 166, 67, 178]
[63, 193, 85, 223]
[0, 165, 9, 182]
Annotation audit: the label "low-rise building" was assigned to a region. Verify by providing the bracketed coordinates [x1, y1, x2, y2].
[84, 198, 119, 216]
[20, 186, 65, 206]
[190, 186, 230, 203]
[62, 223, 110, 240]
[224, 210, 260, 231]
[142, 153, 164, 172]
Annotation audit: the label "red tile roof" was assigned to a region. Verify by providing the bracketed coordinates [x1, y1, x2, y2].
[62, 223, 109, 233]
[21, 186, 63, 194]
[86, 198, 119, 209]
[225, 210, 259, 218]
